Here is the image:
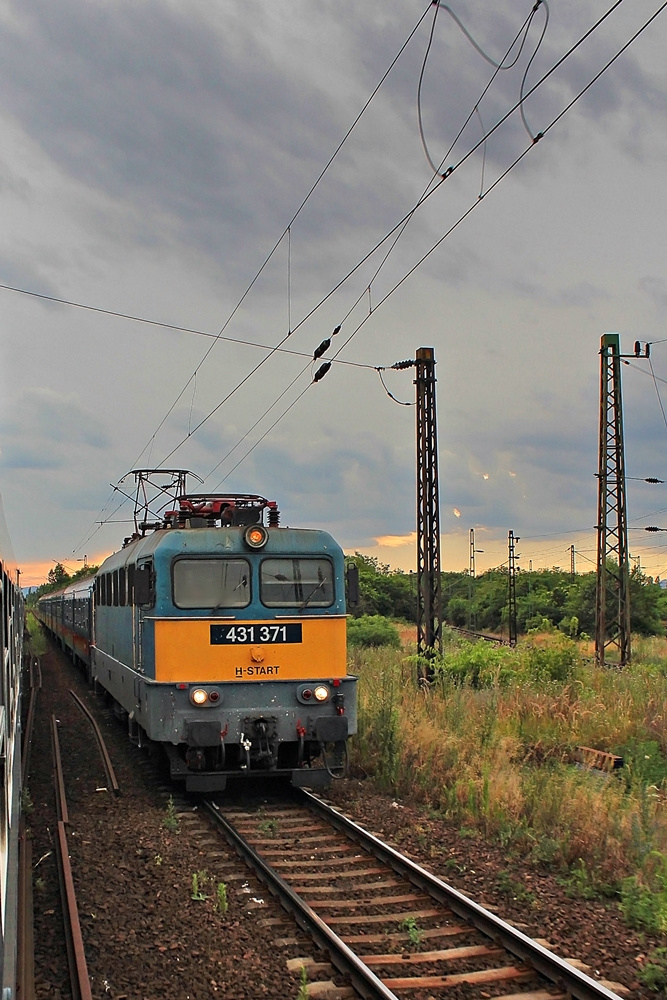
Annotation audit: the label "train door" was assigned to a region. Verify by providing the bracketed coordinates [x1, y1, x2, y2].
[133, 559, 154, 675]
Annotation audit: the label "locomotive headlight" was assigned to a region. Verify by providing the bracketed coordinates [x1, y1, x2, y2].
[191, 688, 208, 706]
[244, 524, 268, 549]
[313, 685, 330, 702]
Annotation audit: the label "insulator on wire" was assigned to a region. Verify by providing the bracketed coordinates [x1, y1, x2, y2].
[313, 361, 331, 383]
[313, 338, 331, 361]
[332, 324, 341, 337]
[391, 359, 416, 370]
[645, 525, 661, 532]
[645, 478, 664, 484]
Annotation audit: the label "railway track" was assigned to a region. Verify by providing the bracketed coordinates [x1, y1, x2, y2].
[447, 625, 508, 645]
[203, 791, 626, 1000]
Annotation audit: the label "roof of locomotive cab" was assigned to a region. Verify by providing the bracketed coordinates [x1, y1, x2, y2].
[97, 525, 344, 574]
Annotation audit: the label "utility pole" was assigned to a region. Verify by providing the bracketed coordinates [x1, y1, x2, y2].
[570, 545, 575, 580]
[415, 348, 442, 674]
[595, 333, 632, 666]
[508, 530, 519, 647]
[467, 529, 475, 631]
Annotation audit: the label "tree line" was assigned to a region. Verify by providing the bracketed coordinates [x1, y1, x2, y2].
[27, 562, 99, 606]
[350, 554, 667, 637]
[30, 555, 667, 637]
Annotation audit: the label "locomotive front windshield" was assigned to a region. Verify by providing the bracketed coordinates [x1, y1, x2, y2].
[260, 558, 334, 608]
[173, 558, 250, 609]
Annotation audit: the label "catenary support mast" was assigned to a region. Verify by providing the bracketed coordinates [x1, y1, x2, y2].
[508, 530, 519, 647]
[415, 348, 442, 673]
[595, 333, 631, 666]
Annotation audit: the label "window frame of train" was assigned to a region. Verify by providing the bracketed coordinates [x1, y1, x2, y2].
[134, 560, 155, 607]
[259, 557, 335, 608]
[171, 556, 251, 610]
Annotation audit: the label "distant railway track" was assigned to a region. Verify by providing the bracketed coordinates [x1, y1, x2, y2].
[50, 714, 93, 1000]
[203, 791, 624, 1000]
[447, 625, 509, 645]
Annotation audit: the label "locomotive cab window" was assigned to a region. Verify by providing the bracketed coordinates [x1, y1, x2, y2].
[260, 558, 334, 608]
[172, 558, 250, 610]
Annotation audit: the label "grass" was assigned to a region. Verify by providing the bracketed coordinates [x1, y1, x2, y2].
[24, 612, 47, 657]
[399, 916, 423, 948]
[191, 870, 208, 901]
[162, 795, 179, 834]
[296, 966, 309, 1000]
[639, 948, 667, 992]
[214, 882, 228, 916]
[350, 633, 667, 910]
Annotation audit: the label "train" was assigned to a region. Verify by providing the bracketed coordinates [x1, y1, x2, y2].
[37, 483, 358, 792]
[0, 494, 24, 999]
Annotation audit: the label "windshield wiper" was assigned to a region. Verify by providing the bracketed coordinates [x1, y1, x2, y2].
[210, 576, 247, 613]
[298, 579, 327, 611]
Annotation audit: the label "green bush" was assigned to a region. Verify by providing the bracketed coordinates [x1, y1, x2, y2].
[435, 642, 516, 688]
[620, 851, 667, 933]
[616, 739, 667, 790]
[639, 948, 667, 992]
[519, 633, 580, 683]
[347, 615, 401, 648]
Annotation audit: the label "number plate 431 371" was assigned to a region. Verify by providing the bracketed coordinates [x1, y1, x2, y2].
[210, 623, 303, 645]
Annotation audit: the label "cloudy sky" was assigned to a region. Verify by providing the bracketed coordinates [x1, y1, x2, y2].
[1, 0, 666, 586]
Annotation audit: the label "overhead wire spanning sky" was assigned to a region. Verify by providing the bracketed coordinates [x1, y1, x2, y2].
[0, 0, 666, 585]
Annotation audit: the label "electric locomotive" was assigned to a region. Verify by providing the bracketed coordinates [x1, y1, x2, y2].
[38, 475, 357, 792]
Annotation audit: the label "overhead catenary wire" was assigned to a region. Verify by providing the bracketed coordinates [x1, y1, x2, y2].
[71, 0, 663, 547]
[0, 282, 375, 371]
[190, 0, 667, 496]
[332, 5, 546, 340]
[648, 356, 667, 436]
[327, 0, 666, 368]
[65, 5, 433, 550]
[154, 0, 648, 475]
[418, 2, 549, 176]
[257, 0, 638, 355]
[131, 2, 434, 466]
[376, 368, 415, 406]
[66, 0, 644, 488]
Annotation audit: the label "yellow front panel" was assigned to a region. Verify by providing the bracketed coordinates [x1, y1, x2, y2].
[153, 617, 347, 682]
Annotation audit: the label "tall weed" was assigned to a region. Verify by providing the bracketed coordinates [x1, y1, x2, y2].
[350, 634, 667, 889]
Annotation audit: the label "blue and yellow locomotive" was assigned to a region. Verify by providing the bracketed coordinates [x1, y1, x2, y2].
[38, 485, 357, 791]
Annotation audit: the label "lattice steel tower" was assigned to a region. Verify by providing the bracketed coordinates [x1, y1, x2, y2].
[415, 348, 442, 671]
[595, 333, 631, 666]
[508, 530, 519, 647]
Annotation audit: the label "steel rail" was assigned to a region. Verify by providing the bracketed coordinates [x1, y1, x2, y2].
[69, 689, 121, 796]
[50, 715, 93, 1000]
[50, 715, 69, 826]
[447, 625, 508, 645]
[299, 789, 623, 1000]
[201, 799, 401, 1000]
[17, 817, 35, 1000]
[22, 655, 41, 784]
